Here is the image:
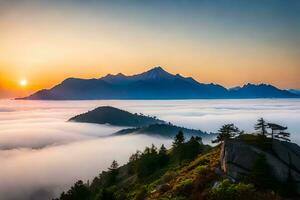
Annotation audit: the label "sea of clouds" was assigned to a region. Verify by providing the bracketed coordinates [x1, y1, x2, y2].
[0, 99, 299, 200]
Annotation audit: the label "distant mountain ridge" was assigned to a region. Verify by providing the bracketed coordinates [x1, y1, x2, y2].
[289, 89, 300, 95]
[18, 66, 299, 100]
[114, 123, 210, 138]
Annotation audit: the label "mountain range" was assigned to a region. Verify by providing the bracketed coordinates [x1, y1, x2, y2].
[19, 66, 299, 100]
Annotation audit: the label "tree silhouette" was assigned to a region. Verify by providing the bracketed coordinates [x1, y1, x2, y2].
[173, 130, 185, 147]
[158, 144, 169, 165]
[136, 144, 167, 178]
[254, 118, 268, 137]
[212, 123, 240, 143]
[107, 160, 119, 185]
[159, 144, 167, 155]
[275, 130, 290, 142]
[267, 123, 290, 141]
[150, 144, 158, 154]
[276, 131, 290, 142]
[109, 160, 119, 170]
[58, 180, 91, 200]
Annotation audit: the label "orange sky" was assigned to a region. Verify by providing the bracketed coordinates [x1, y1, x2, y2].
[0, 1, 299, 98]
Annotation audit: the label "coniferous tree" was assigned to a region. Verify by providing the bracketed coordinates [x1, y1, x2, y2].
[173, 130, 185, 147]
[108, 160, 119, 185]
[129, 150, 142, 163]
[184, 136, 203, 160]
[254, 118, 268, 137]
[212, 123, 240, 143]
[276, 131, 291, 142]
[58, 180, 91, 200]
[267, 123, 289, 141]
[128, 150, 142, 175]
[158, 144, 168, 164]
[150, 144, 157, 154]
[137, 145, 159, 178]
[143, 146, 151, 154]
[159, 144, 167, 155]
[109, 160, 119, 170]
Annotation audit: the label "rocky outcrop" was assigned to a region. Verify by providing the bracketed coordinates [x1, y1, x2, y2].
[220, 139, 300, 193]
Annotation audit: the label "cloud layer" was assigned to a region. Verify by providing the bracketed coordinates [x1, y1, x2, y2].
[0, 99, 299, 199]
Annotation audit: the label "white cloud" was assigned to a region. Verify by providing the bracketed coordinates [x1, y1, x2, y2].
[0, 99, 299, 199]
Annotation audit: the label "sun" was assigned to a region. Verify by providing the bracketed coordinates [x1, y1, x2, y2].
[19, 79, 28, 87]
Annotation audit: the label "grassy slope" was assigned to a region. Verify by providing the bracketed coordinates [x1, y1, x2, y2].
[92, 146, 219, 200]
[147, 147, 221, 200]
[57, 137, 297, 200]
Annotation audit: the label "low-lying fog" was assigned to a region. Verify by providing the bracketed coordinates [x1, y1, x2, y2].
[0, 99, 299, 200]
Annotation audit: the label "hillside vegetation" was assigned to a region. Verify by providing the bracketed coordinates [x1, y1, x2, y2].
[54, 119, 300, 200]
[115, 123, 208, 138]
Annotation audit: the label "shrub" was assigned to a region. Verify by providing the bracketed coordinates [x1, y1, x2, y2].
[193, 165, 217, 198]
[174, 179, 193, 197]
[160, 171, 177, 184]
[208, 179, 256, 200]
[195, 165, 209, 175]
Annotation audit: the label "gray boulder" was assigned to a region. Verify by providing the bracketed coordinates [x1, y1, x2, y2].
[220, 139, 300, 193]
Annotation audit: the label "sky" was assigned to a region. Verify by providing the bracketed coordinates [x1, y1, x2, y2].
[0, 0, 299, 98]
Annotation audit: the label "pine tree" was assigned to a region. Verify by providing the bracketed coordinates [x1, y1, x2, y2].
[159, 144, 167, 155]
[267, 123, 289, 141]
[212, 123, 240, 143]
[108, 160, 119, 185]
[173, 130, 185, 147]
[254, 118, 268, 137]
[158, 144, 168, 165]
[275, 131, 290, 142]
[150, 144, 157, 154]
[109, 160, 119, 170]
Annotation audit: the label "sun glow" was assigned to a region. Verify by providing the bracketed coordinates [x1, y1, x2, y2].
[19, 79, 28, 87]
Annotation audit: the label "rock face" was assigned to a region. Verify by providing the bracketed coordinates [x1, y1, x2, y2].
[221, 139, 300, 193]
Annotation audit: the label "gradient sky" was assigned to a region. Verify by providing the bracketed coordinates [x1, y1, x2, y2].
[0, 0, 299, 98]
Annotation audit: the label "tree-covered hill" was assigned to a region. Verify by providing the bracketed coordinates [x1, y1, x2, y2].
[114, 123, 212, 139]
[69, 106, 165, 127]
[69, 106, 216, 139]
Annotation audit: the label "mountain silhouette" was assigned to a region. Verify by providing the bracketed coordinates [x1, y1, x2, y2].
[19, 66, 299, 100]
[289, 89, 300, 95]
[69, 106, 165, 127]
